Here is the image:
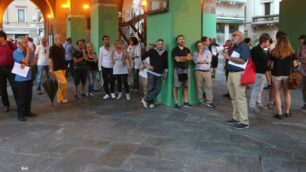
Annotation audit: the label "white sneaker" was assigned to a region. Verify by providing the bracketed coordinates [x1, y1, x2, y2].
[149, 104, 155, 109]
[103, 94, 110, 100]
[117, 92, 122, 100]
[111, 93, 116, 99]
[126, 93, 131, 101]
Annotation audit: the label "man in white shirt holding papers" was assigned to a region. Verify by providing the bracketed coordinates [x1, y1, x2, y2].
[223, 31, 251, 129]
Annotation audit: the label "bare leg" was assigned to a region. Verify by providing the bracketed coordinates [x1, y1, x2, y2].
[173, 88, 178, 104]
[183, 87, 189, 103]
[274, 84, 282, 115]
[284, 85, 292, 114]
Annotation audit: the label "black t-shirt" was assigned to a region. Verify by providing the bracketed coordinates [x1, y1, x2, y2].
[73, 49, 87, 69]
[49, 44, 66, 71]
[172, 46, 191, 69]
[251, 45, 270, 74]
[87, 53, 98, 70]
[270, 54, 296, 76]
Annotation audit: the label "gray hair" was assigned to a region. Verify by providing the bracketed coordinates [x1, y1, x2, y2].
[16, 36, 26, 44]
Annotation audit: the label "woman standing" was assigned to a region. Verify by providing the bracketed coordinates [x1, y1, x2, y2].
[73, 40, 88, 100]
[86, 43, 98, 96]
[113, 40, 132, 100]
[270, 36, 297, 119]
[127, 37, 142, 91]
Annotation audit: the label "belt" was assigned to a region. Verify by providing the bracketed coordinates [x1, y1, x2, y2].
[229, 70, 243, 73]
[196, 70, 210, 72]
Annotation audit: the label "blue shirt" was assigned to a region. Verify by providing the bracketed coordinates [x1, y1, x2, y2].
[63, 42, 74, 61]
[227, 42, 250, 72]
[13, 48, 33, 81]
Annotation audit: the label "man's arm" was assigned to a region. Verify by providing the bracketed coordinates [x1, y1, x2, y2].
[175, 53, 193, 62]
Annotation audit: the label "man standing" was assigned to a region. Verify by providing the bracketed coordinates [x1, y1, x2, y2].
[98, 35, 115, 99]
[141, 39, 168, 109]
[0, 30, 17, 112]
[49, 34, 68, 104]
[249, 34, 271, 111]
[209, 38, 220, 78]
[34, 36, 50, 95]
[172, 35, 193, 109]
[63, 38, 74, 77]
[193, 40, 215, 108]
[13, 37, 36, 121]
[224, 31, 250, 129]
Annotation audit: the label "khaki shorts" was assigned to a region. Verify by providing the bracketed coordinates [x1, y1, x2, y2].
[174, 69, 189, 88]
[272, 76, 289, 87]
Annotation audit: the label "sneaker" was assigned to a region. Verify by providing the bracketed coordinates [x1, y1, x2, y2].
[206, 103, 216, 108]
[257, 104, 266, 111]
[174, 103, 180, 109]
[267, 102, 274, 109]
[81, 93, 86, 97]
[264, 85, 271, 90]
[233, 123, 249, 129]
[18, 116, 27, 122]
[273, 114, 283, 120]
[117, 92, 122, 100]
[149, 104, 155, 109]
[141, 98, 148, 108]
[183, 102, 193, 108]
[62, 99, 69, 103]
[223, 93, 230, 98]
[3, 106, 9, 112]
[303, 104, 306, 110]
[126, 93, 131, 101]
[283, 112, 292, 118]
[37, 91, 44, 95]
[226, 119, 239, 125]
[103, 94, 110, 100]
[111, 93, 116, 99]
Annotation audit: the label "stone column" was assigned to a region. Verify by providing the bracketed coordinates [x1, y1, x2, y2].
[202, 0, 217, 38]
[90, 0, 119, 53]
[147, 0, 202, 106]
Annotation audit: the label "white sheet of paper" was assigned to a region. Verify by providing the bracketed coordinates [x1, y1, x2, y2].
[11, 62, 30, 78]
[229, 51, 247, 69]
[231, 51, 240, 58]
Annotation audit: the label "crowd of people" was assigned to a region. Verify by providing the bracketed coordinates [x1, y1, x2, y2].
[0, 29, 305, 130]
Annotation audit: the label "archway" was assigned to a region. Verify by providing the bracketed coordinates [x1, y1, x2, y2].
[0, 0, 55, 36]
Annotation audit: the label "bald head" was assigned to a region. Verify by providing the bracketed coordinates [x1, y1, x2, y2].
[232, 31, 244, 44]
[55, 34, 65, 45]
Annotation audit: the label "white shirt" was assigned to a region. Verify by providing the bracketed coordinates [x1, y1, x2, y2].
[98, 46, 113, 70]
[113, 52, 128, 75]
[127, 45, 142, 69]
[193, 50, 212, 71]
[35, 45, 49, 66]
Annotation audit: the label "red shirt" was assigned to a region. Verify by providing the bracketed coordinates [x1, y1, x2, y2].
[0, 42, 17, 66]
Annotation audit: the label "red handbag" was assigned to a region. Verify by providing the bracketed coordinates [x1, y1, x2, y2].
[241, 57, 256, 85]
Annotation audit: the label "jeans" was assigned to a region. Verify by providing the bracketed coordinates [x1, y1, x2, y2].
[115, 74, 129, 93]
[35, 65, 50, 91]
[15, 80, 33, 117]
[249, 73, 266, 107]
[133, 68, 140, 90]
[102, 67, 115, 95]
[144, 72, 163, 104]
[227, 72, 249, 125]
[87, 70, 97, 93]
[0, 66, 17, 107]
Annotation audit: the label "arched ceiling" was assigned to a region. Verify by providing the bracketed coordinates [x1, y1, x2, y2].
[0, 0, 55, 22]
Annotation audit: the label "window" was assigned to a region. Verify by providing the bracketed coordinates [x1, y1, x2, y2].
[264, 3, 271, 16]
[18, 9, 25, 22]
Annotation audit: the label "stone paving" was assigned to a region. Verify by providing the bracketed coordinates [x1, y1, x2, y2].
[0, 70, 306, 172]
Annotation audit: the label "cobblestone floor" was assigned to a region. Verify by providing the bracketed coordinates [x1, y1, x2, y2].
[0, 68, 305, 172]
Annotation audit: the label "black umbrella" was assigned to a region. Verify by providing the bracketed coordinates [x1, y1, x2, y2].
[42, 79, 58, 107]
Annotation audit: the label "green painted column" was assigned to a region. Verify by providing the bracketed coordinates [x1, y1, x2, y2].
[202, 0, 217, 38]
[279, 0, 306, 49]
[66, 16, 87, 45]
[147, 0, 202, 106]
[90, 3, 119, 53]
